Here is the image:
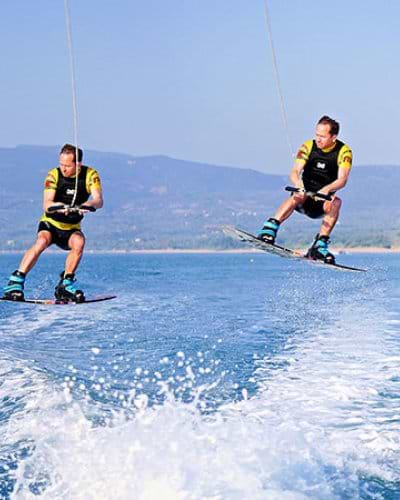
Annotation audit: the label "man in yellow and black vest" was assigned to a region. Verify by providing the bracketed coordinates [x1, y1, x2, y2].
[258, 116, 352, 264]
[3, 143, 103, 302]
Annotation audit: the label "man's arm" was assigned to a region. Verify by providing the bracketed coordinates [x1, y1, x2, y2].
[81, 169, 103, 211]
[43, 169, 63, 211]
[43, 186, 58, 212]
[289, 160, 305, 189]
[318, 144, 352, 195]
[318, 166, 351, 195]
[83, 187, 103, 210]
[289, 140, 313, 190]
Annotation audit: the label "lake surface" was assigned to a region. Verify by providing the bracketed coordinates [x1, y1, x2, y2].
[1, 252, 399, 499]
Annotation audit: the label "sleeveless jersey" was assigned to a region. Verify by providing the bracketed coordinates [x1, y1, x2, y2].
[296, 139, 352, 192]
[40, 166, 101, 230]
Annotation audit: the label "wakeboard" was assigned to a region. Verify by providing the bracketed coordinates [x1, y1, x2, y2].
[222, 225, 366, 273]
[0, 295, 117, 305]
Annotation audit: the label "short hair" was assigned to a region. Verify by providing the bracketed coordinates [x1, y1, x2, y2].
[60, 143, 83, 163]
[317, 116, 339, 136]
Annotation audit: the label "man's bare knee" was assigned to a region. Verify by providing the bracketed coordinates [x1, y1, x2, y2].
[325, 197, 341, 215]
[333, 197, 342, 209]
[69, 234, 85, 252]
[291, 194, 307, 205]
[35, 234, 51, 251]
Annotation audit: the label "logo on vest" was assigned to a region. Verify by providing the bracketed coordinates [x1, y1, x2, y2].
[316, 162, 326, 169]
[66, 188, 76, 196]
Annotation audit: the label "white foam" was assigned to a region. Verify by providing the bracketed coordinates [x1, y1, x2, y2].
[2, 274, 400, 499]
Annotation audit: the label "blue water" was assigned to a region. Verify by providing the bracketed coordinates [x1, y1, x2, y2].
[1, 252, 400, 499]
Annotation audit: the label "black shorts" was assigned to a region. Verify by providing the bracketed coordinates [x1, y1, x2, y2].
[38, 221, 84, 251]
[295, 197, 325, 219]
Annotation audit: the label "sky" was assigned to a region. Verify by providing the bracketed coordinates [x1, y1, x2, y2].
[1, 0, 399, 174]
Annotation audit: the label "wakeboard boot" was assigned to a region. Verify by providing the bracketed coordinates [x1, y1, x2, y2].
[3, 270, 25, 301]
[257, 218, 280, 244]
[54, 272, 85, 303]
[306, 234, 336, 264]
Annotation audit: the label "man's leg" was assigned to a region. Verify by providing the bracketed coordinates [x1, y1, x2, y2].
[258, 193, 307, 243]
[19, 231, 53, 273]
[65, 232, 85, 275]
[319, 197, 342, 236]
[3, 231, 52, 299]
[55, 232, 85, 302]
[307, 197, 342, 264]
[274, 192, 308, 223]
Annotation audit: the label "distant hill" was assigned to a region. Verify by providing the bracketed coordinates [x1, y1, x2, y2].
[0, 145, 399, 250]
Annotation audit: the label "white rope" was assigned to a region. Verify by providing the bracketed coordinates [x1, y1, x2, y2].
[263, 0, 294, 159]
[64, 0, 80, 207]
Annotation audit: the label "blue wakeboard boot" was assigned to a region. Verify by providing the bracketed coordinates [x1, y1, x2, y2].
[306, 234, 336, 264]
[257, 218, 280, 244]
[54, 272, 85, 303]
[3, 270, 26, 301]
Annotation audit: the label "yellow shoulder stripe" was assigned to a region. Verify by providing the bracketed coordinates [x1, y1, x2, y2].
[338, 144, 353, 169]
[44, 168, 59, 190]
[85, 167, 102, 193]
[295, 139, 313, 163]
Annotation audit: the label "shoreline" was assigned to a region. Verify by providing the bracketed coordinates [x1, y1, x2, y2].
[0, 247, 398, 255]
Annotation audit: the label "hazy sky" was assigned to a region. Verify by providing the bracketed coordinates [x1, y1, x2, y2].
[1, 1, 399, 173]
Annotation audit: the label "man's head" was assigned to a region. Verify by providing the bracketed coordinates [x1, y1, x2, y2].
[59, 143, 83, 177]
[315, 116, 339, 149]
